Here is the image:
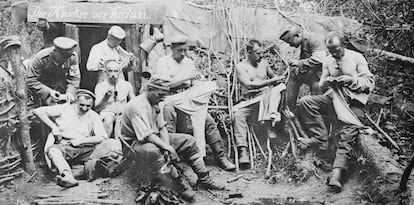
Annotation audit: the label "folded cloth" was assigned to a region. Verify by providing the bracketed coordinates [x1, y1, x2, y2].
[330, 86, 363, 126]
[258, 83, 286, 125]
[163, 81, 217, 157]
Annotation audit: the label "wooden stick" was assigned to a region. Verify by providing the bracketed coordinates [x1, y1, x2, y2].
[281, 141, 290, 158]
[6, 45, 36, 173]
[250, 128, 257, 159]
[287, 126, 298, 158]
[247, 128, 254, 168]
[265, 138, 272, 178]
[376, 108, 384, 125]
[251, 128, 276, 170]
[399, 154, 414, 191]
[365, 113, 400, 150]
[0, 170, 24, 179]
[227, 174, 244, 183]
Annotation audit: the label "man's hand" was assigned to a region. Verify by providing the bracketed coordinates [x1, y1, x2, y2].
[289, 59, 300, 67]
[66, 93, 75, 103]
[70, 138, 85, 147]
[165, 145, 180, 162]
[271, 75, 286, 84]
[104, 89, 114, 98]
[51, 127, 63, 136]
[336, 75, 354, 86]
[50, 90, 61, 102]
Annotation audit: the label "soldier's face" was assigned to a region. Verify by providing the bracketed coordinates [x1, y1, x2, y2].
[76, 96, 94, 115]
[249, 44, 264, 64]
[107, 35, 122, 48]
[171, 44, 187, 63]
[327, 39, 345, 59]
[147, 89, 169, 105]
[56, 48, 74, 62]
[106, 62, 121, 83]
[284, 34, 302, 48]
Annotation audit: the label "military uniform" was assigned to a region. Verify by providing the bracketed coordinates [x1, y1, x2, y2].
[26, 38, 80, 106]
[283, 32, 327, 111]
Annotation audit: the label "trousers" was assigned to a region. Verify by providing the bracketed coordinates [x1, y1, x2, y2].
[163, 104, 221, 145]
[126, 133, 202, 175]
[286, 69, 322, 111]
[298, 94, 364, 170]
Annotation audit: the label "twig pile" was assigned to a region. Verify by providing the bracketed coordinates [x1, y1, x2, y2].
[135, 183, 183, 205]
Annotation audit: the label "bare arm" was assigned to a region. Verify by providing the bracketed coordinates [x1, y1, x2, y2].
[348, 53, 375, 93]
[318, 61, 331, 89]
[236, 63, 281, 90]
[33, 107, 60, 132]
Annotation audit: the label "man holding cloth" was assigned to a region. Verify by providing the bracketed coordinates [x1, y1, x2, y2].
[297, 32, 375, 191]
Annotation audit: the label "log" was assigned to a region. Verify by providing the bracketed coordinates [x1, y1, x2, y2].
[371, 48, 414, 65]
[359, 133, 402, 182]
[6, 44, 36, 174]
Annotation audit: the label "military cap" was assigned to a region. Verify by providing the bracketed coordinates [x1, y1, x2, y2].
[279, 26, 300, 41]
[147, 77, 170, 91]
[53, 37, 78, 50]
[0, 35, 21, 51]
[170, 35, 188, 45]
[76, 89, 96, 100]
[108, 26, 126, 40]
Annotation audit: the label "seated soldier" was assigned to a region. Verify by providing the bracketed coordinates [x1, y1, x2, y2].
[120, 78, 226, 202]
[95, 60, 134, 137]
[154, 35, 235, 171]
[26, 37, 80, 106]
[33, 90, 109, 187]
[234, 39, 285, 167]
[297, 32, 374, 191]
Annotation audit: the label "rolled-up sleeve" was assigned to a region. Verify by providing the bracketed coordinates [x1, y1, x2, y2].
[91, 113, 108, 139]
[131, 113, 158, 142]
[86, 45, 102, 71]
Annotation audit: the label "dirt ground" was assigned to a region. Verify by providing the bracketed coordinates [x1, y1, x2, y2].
[0, 158, 374, 205]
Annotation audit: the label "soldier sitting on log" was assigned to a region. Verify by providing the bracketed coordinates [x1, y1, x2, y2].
[120, 78, 226, 202]
[26, 37, 80, 106]
[297, 31, 375, 191]
[33, 89, 122, 188]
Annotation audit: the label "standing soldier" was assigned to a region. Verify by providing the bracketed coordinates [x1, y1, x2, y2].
[86, 25, 133, 86]
[279, 26, 327, 112]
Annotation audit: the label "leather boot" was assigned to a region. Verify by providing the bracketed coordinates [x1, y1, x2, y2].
[328, 168, 343, 192]
[197, 172, 226, 190]
[190, 158, 226, 190]
[57, 170, 79, 188]
[173, 175, 195, 202]
[211, 141, 236, 171]
[238, 147, 250, 165]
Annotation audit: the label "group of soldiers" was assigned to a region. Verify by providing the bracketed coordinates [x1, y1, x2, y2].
[0, 21, 374, 202]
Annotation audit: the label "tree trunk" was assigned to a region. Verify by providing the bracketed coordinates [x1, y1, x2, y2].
[6, 46, 36, 174]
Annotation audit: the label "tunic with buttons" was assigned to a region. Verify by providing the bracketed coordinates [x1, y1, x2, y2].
[26, 47, 80, 104]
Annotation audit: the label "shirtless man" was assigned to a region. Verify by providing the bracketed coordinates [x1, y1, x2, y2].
[234, 39, 285, 166]
[297, 32, 374, 191]
[95, 60, 134, 137]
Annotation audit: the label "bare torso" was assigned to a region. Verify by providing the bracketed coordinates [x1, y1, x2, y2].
[325, 49, 361, 77]
[237, 59, 270, 96]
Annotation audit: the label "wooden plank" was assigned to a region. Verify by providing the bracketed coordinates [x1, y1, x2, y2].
[27, 2, 166, 24]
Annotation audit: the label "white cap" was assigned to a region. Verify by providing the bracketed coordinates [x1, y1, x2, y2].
[108, 26, 126, 39]
[53, 37, 77, 50]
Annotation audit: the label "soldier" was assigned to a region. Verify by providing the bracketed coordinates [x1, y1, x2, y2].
[95, 60, 135, 137]
[27, 37, 80, 106]
[297, 32, 375, 191]
[120, 78, 226, 201]
[154, 35, 235, 171]
[33, 89, 108, 188]
[86, 25, 133, 86]
[279, 26, 327, 112]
